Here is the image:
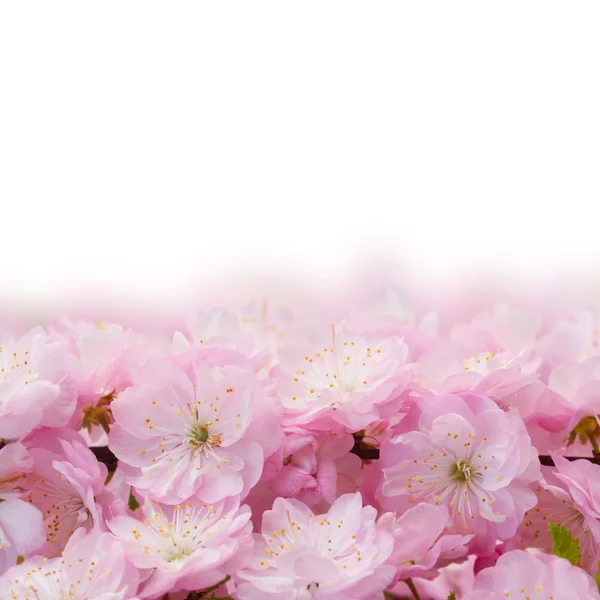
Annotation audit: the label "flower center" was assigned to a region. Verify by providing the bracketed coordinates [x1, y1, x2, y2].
[164, 543, 194, 562]
[449, 459, 472, 483]
[189, 423, 209, 446]
[568, 415, 600, 453]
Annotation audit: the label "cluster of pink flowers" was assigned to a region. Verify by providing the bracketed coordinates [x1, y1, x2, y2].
[4, 287, 600, 598]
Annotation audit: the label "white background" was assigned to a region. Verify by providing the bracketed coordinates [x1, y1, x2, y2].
[1, 2, 600, 313]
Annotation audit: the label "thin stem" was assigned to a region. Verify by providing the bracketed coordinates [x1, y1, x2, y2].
[199, 575, 231, 598]
[104, 469, 115, 485]
[404, 578, 422, 600]
[383, 591, 408, 600]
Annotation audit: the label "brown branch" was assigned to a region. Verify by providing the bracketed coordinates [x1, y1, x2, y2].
[348, 442, 600, 467]
[87, 443, 600, 472]
[350, 441, 381, 460]
[90, 446, 119, 472]
[537, 454, 600, 466]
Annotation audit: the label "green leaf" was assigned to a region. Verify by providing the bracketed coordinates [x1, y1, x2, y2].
[127, 487, 140, 511]
[446, 592, 457, 600]
[595, 561, 600, 592]
[548, 522, 581, 565]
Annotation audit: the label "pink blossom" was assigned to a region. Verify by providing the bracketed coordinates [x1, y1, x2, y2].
[463, 549, 600, 599]
[0, 499, 45, 575]
[537, 308, 600, 363]
[524, 385, 574, 450]
[51, 318, 155, 444]
[22, 428, 124, 557]
[173, 300, 294, 376]
[413, 340, 560, 459]
[246, 432, 363, 526]
[236, 492, 395, 599]
[350, 285, 420, 330]
[346, 284, 440, 355]
[541, 356, 600, 454]
[0, 327, 78, 440]
[172, 308, 242, 353]
[379, 503, 472, 583]
[0, 442, 32, 501]
[51, 319, 141, 399]
[109, 353, 281, 504]
[552, 455, 600, 520]
[316, 434, 365, 501]
[106, 466, 136, 513]
[547, 355, 600, 407]
[451, 303, 542, 354]
[272, 322, 413, 431]
[415, 342, 543, 417]
[108, 496, 252, 598]
[396, 555, 477, 600]
[380, 393, 540, 555]
[8, 282, 600, 599]
[271, 432, 362, 506]
[519, 456, 600, 573]
[0, 528, 139, 599]
[472, 542, 514, 575]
